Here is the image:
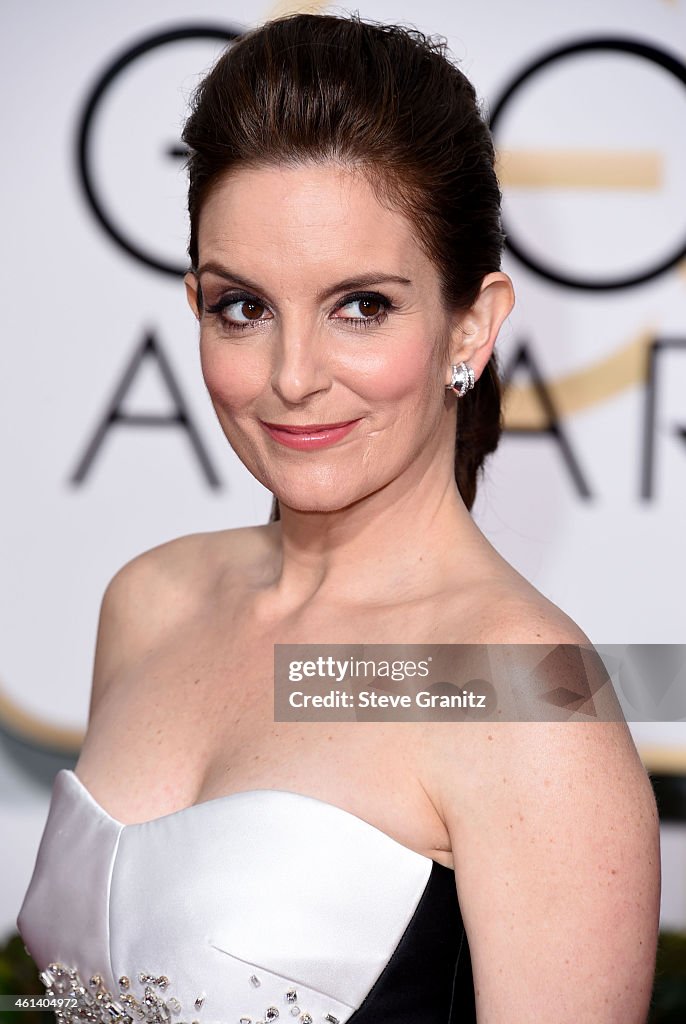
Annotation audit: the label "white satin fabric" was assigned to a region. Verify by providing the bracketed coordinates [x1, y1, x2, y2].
[17, 770, 436, 1024]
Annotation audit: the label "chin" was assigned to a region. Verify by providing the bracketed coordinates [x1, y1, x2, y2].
[273, 486, 363, 515]
[277, 497, 352, 515]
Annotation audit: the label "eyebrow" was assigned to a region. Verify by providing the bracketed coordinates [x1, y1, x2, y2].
[196, 261, 412, 301]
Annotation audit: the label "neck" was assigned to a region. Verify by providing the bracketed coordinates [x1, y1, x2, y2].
[253, 454, 500, 617]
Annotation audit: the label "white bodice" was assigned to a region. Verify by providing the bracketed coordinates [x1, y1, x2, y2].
[17, 769, 472, 1024]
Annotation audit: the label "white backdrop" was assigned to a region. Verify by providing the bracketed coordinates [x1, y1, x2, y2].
[2, 0, 685, 937]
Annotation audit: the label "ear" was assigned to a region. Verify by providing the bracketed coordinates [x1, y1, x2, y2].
[184, 271, 202, 321]
[445, 272, 515, 386]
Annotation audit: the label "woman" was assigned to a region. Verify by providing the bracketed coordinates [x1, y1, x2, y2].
[17, 11, 660, 1024]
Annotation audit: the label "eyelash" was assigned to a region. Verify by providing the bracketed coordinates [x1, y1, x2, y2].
[204, 290, 395, 333]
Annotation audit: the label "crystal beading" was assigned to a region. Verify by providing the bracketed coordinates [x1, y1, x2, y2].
[238, 975, 323, 1024]
[35, 959, 336, 1024]
[38, 961, 185, 1024]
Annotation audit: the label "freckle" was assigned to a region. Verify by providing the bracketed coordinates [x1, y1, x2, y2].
[502, 777, 507, 783]
[611, 868, 617, 874]
[487, 734, 493, 740]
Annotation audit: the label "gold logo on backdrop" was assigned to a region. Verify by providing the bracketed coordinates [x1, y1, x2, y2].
[497, 148, 662, 190]
[503, 326, 655, 426]
[496, 143, 680, 420]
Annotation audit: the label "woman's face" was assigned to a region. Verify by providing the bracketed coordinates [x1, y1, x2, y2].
[184, 161, 463, 514]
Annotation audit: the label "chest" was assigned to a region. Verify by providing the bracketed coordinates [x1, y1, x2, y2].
[77, 598, 460, 864]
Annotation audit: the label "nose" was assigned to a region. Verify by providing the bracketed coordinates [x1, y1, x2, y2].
[269, 328, 332, 404]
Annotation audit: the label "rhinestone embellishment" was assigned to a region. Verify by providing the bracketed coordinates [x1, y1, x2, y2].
[38, 961, 186, 1023]
[238, 976, 327, 1024]
[35, 960, 342, 1024]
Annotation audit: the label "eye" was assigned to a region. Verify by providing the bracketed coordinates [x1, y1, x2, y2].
[333, 292, 393, 330]
[204, 292, 272, 331]
[203, 288, 395, 333]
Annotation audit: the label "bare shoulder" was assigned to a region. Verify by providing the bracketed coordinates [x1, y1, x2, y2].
[466, 573, 593, 646]
[424, 581, 636, 789]
[87, 525, 268, 721]
[98, 523, 272, 622]
[99, 529, 222, 632]
[420, 593, 660, 1021]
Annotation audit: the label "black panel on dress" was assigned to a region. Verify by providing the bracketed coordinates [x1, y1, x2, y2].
[345, 861, 476, 1023]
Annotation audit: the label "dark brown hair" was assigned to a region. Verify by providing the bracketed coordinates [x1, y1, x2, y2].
[182, 11, 506, 514]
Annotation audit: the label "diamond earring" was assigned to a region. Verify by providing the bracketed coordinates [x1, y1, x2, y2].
[446, 362, 475, 396]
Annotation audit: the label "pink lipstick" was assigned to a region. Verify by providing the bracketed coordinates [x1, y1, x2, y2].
[260, 419, 361, 450]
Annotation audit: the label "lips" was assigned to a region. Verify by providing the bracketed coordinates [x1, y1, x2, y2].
[261, 420, 357, 434]
[260, 418, 361, 449]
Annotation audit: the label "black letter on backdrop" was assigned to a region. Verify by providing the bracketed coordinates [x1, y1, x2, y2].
[69, 330, 221, 486]
[501, 342, 592, 498]
[641, 337, 686, 500]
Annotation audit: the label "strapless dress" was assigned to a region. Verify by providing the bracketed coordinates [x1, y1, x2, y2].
[17, 769, 475, 1024]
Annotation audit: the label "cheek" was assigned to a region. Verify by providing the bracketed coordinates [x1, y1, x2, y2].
[346, 337, 438, 403]
[199, 336, 264, 410]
